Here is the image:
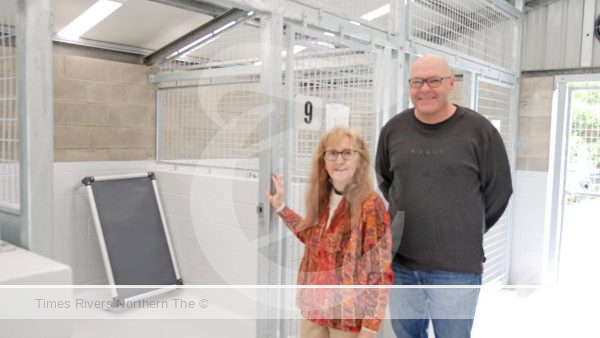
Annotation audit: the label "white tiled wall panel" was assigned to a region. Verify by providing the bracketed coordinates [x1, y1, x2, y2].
[155, 170, 258, 285]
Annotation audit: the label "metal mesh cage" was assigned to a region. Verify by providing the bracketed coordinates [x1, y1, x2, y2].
[289, 33, 377, 180]
[153, 0, 519, 302]
[477, 80, 515, 162]
[409, 0, 518, 71]
[282, 29, 379, 336]
[157, 80, 262, 170]
[0, 14, 19, 209]
[156, 22, 263, 171]
[476, 79, 515, 285]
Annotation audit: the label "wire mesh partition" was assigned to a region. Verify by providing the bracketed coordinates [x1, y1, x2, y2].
[281, 28, 380, 337]
[0, 13, 19, 211]
[285, 32, 378, 224]
[289, 39, 377, 176]
[157, 80, 262, 170]
[291, 0, 395, 31]
[156, 22, 263, 171]
[408, 0, 518, 71]
[476, 79, 516, 285]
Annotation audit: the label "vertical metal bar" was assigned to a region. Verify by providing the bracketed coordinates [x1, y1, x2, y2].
[373, 47, 390, 161]
[192, 85, 197, 161]
[461, 71, 471, 109]
[257, 12, 283, 338]
[396, 0, 410, 114]
[462, 70, 477, 110]
[8, 49, 14, 205]
[391, 53, 402, 117]
[504, 12, 524, 285]
[280, 22, 295, 338]
[470, 72, 478, 110]
[174, 88, 180, 161]
[6, 13, 17, 209]
[503, 81, 516, 285]
[1, 15, 7, 204]
[389, 0, 399, 38]
[159, 88, 165, 161]
[580, 0, 595, 67]
[167, 87, 172, 161]
[401, 53, 413, 112]
[17, 0, 53, 255]
[185, 85, 190, 161]
[156, 89, 161, 161]
[544, 77, 568, 285]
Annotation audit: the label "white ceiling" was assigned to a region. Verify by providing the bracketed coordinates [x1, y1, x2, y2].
[52, 0, 215, 51]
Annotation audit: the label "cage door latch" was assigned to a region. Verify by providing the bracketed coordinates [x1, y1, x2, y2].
[256, 202, 264, 215]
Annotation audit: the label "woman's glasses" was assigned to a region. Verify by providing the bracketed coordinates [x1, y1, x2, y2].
[323, 149, 359, 161]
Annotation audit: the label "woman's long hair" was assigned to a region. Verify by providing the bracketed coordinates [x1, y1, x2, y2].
[302, 127, 373, 231]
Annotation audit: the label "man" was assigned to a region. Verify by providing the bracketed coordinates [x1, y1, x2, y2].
[375, 54, 513, 338]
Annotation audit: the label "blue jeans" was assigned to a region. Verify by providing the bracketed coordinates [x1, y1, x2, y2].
[389, 262, 481, 338]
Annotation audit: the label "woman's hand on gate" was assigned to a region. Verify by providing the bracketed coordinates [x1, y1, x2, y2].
[264, 175, 285, 211]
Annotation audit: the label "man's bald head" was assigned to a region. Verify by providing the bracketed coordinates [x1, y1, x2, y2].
[410, 54, 452, 78]
[408, 54, 456, 124]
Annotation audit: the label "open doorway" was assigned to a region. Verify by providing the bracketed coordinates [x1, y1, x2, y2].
[558, 84, 600, 284]
[548, 77, 600, 285]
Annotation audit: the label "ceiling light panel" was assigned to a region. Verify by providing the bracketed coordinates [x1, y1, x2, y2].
[57, 0, 123, 39]
[360, 4, 390, 21]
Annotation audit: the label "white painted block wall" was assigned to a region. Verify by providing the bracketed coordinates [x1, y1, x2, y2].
[155, 169, 258, 285]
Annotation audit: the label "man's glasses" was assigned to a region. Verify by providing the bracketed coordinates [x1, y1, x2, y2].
[324, 149, 359, 161]
[408, 76, 452, 89]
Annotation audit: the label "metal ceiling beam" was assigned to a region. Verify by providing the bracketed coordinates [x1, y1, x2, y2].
[53, 40, 146, 64]
[53, 36, 153, 56]
[147, 0, 228, 17]
[143, 8, 248, 66]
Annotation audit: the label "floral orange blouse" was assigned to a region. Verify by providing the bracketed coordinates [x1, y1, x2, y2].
[278, 191, 393, 332]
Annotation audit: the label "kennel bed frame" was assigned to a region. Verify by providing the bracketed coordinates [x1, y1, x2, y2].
[81, 172, 182, 305]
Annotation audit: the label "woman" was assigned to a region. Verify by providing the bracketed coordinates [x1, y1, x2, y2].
[265, 127, 393, 338]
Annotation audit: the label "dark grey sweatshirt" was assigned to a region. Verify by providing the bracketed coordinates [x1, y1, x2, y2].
[375, 105, 513, 274]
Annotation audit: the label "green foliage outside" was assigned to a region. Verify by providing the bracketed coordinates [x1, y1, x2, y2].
[569, 87, 600, 192]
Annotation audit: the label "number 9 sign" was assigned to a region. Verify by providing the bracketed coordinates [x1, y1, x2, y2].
[295, 95, 322, 130]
